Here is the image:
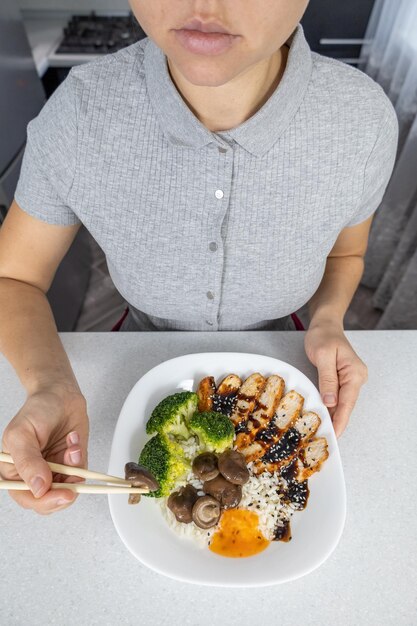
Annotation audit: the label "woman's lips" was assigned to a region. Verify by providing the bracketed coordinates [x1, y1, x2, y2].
[174, 29, 239, 55]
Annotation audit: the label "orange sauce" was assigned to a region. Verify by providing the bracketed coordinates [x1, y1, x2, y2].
[209, 509, 270, 558]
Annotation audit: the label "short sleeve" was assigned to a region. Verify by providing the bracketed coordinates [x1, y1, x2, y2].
[346, 96, 399, 227]
[14, 70, 81, 225]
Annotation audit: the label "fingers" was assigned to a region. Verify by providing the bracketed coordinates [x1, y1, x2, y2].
[2, 421, 52, 498]
[332, 384, 359, 437]
[62, 431, 85, 485]
[64, 429, 88, 472]
[316, 352, 339, 409]
[305, 327, 368, 438]
[327, 405, 336, 419]
[8, 486, 76, 515]
[64, 430, 83, 467]
[315, 349, 367, 437]
[331, 374, 364, 437]
[4, 430, 84, 513]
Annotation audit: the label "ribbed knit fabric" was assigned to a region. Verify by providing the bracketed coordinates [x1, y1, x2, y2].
[15, 26, 398, 331]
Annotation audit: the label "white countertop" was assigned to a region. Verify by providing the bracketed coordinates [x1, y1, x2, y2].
[23, 17, 66, 76]
[1, 331, 416, 625]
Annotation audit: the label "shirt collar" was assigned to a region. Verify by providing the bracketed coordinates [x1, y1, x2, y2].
[144, 24, 312, 157]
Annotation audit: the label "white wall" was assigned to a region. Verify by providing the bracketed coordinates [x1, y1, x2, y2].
[18, 0, 130, 13]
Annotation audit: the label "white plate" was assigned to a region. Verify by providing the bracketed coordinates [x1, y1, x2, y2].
[108, 352, 346, 587]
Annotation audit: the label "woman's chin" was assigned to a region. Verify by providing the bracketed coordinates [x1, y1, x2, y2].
[168, 55, 242, 88]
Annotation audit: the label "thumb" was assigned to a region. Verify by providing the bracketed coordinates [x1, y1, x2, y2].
[316, 357, 339, 408]
[3, 423, 52, 498]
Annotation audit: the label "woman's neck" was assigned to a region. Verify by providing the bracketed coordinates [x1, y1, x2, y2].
[167, 46, 288, 132]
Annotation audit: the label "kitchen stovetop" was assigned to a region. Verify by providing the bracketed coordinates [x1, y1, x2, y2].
[55, 12, 146, 55]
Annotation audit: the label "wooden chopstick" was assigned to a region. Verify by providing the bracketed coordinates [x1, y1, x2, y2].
[0, 452, 131, 486]
[0, 481, 148, 494]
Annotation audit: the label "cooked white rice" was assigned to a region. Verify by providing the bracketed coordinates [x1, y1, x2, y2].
[159, 498, 216, 548]
[240, 464, 293, 541]
[179, 435, 201, 460]
[159, 465, 214, 548]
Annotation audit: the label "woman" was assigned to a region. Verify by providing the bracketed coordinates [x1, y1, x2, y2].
[0, 0, 397, 514]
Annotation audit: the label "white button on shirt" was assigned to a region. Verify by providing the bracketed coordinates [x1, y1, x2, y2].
[215, 189, 224, 199]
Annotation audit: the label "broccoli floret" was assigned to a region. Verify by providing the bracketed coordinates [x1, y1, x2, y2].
[188, 411, 234, 453]
[139, 434, 190, 498]
[146, 391, 198, 439]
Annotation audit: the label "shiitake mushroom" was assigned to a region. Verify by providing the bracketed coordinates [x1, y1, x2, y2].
[167, 448, 249, 527]
[192, 496, 221, 529]
[217, 449, 249, 485]
[125, 461, 160, 505]
[192, 452, 219, 481]
[167, 484, 199, 523]
[203, 475, 242, 509]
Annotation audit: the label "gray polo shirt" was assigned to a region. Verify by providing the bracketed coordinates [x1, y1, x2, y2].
[15, 25, 398, 331]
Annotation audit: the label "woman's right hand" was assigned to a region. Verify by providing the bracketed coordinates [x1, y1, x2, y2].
[1, 385, 89, 514]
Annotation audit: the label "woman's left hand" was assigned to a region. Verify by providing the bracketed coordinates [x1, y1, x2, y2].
[304, 320, 368, 437]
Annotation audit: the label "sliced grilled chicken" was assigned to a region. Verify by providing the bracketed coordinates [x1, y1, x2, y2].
[293, 411, 321, 441]
[255, 435, 329, 481]
[212, 374, 242, 416]
[197, 376, 216, 412]
[253, 426, 302, 473]
[274, 391, 304, 430]
[237, 390, 304, 463]
[296, 437, 329, 481]
[250, 375, 285, 429]
[216, 374, 242, 395]
[279, 457, 298, 482]
[230, 373, 266, 427]
[235, 375, 285, 450]
[238, 440, 264, 461]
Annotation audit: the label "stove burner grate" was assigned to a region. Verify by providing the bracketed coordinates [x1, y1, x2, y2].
[56, 12, 146, 55]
